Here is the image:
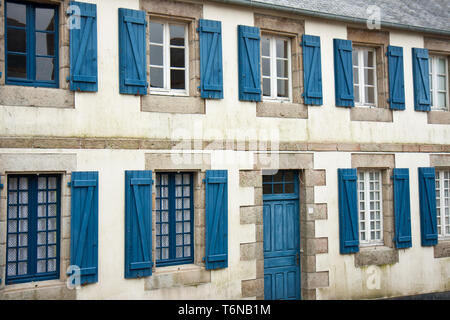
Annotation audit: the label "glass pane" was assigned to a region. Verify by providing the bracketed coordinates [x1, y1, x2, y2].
[36, 57, 55, 81]
[363, 50, 374, 68]
[354, 85, 360, 103]
[437, 92, 446, 108]
[7, 28, 26, 53]
[285, 183, 294, 193]
[274, 184, 283, 194]
[353, 67, 359, 85]
[437, 58, 446, 74]
[437, 75, 446, 91]
[263, 183, 272, 194]
[170, 48, 185, 68]
[150, 22, 163, 43]
[262, 58, 270, 76]
[366, 86, 375, 104]
[263, 78, 270, 96]
[7, 2, 26, 28]
[48, 177, 57, 189]
[170, 69, 185, 89]
[150, 67, 163, 88]
[277, 59, 288, 78]
[170, 25, 185, 46]
[276, 39, 288, 58]
[150, 45, 163, 66]
[7, 54, 27, 79]
[365, 69, 375, 86]
[262, 37, 270, 56]
[352, 51, 358, 66]
[36, 32, 55, 56]
[277, 79, 288, 97]
[35, 8, 55, 31]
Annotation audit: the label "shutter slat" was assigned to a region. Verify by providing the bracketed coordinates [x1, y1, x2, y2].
[334, 39, 354, 107]
[412, 48, 431, 111]
[338, 168, 359, 254]
[199, 19, 223, 99]
[69, 1, 98, 92]
[238, 25, 261, 102]
[418, 167, 438, 246]
[393, 168, 412, 248]
[125, 171, 153, 278]
[387, 46, 406, 110]
[70, 171, 99, 285]
[302, 34, 323, 105]
[119, 8, 147, 95]
[205, 170, 228, 270]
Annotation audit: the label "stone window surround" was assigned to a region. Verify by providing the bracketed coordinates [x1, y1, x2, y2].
[144, 152, 211, 290]
[0, 153, 76, 299]
[0, 0, 74, 109]
[351, 153, 399, 267]
[254, 13, 308, 119]
[424, 37, 450, 125]
[140, 0, 204, 114]
[347, 27, 392, 123]
[240, 153, 329, 300]
[430, 154, 450, 258]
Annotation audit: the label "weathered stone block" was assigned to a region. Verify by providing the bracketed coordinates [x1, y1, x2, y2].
[354, 247, 399, 267]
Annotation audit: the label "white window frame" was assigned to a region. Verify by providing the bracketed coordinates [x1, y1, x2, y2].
[149, 21, 189, 96]
[261, 34, 292, 102]
[429, 55, 449, 111]
[436, 170, 450, 239]
[353, 47, 378, 107]
[357, 170, 384, 246]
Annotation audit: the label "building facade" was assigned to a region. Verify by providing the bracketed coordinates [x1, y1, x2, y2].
[0, 0, 449, 300]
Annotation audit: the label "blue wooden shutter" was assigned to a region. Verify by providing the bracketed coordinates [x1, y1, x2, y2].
[205, 170, 228, 270]
[238, 25, 261, 102]
[333, 39, 354, 107]
[125, 171, 153, 278]
[118, 8, 147, 95]
[69, 1, 98, 92]
[387, 46, 405, 110]
[393, 169, 412, 249]
[418, 167, 438, 246]
[338, 169, 359, 254]
[70, 171, 99, 284]
[0, 177, 2, 284]
[199, 19, 223, 99]
[412, 48, 431, 111]
[302, 34, 323, 105]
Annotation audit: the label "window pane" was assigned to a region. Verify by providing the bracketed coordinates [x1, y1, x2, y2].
[35, 8, 55, 31]
[277, 59, 288, 78]
[262, 58, 270, 77]
[437, 75, 446, 91]
[170, 25, 185, 46]
[366, 86, 375, 104]
[150, 45, 163, 66]
[352, 51, 358, 67]
[7, 2, 26, 28]
[437, 58, 446, 74]
[7, 54, 27, 79]
[36, 57, 55, 81]
[353, 67, 359, 85]
[263, 78, 271, 96]
[7, 28, 26, 53]
[437, 92, 447, 108]
[365, 69, 375, 86]
[150, 67, 163, 88]
[170, 69, 185, 89]
[276, 39, 288, 58]
[36, 32, 55, 56]
[150, 22, 164, 44]
[170, 48, 185, 68]
[262, 37, 270, 56]
[277, 79, 288, 97]
[363, 50, 374, 68]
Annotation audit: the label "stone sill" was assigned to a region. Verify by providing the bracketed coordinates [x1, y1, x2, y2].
[350, 106, 393, 122]
[0, 279, 75, 300]
[144, 264, 211, 290]
[0, 85, 74, 109]
[354, 246, 399, 268]
[434, 240, 450, 258]
[256, 101, 308, 119]
[427, 111, 450, 125]
[141, 94, 205, 114]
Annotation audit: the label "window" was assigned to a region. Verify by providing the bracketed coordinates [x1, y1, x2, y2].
[261, 35, 291, 101]
[262, 170, 297, 196]
[5, 1, 59, 87]
[429, 55, 449, 111]
[357, 170, 383, 245]
[155, 172, 194, 266]
[149, 21, 188, 95]
[6, 174, 61, 285]
[436, 170, 450, 239]
[352, 47, 377, 107]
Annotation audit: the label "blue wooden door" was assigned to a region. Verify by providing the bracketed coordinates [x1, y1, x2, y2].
[263, 171, 301, 300]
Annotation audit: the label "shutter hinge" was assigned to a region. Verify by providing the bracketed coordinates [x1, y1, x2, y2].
[196, 27, 200, 33]
[202, 257, 206, 262]
[66, 76, 70, 82]
[67, 181, 72, 187]
[202, 178, 206, 184]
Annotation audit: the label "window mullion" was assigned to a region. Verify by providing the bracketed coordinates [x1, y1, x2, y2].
[168, 173, 176, 261]
[164, 23, 170, 90]
[271, 37, 277, 99]
[359, 51, 365, 104]
[28, 176, 38, 277]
